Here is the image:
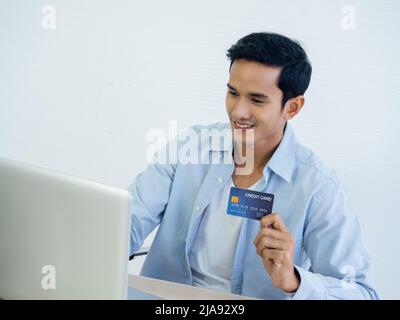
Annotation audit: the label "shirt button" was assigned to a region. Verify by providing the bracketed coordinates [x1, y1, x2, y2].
[217, 177, 223, 183]
[196, 206, 200, 212]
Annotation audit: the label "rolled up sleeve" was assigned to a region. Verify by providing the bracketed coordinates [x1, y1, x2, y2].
[291, 179, 379, 300]
[127, 147, 176, 255]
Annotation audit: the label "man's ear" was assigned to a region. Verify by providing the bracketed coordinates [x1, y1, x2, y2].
[283, 96, 305, 120]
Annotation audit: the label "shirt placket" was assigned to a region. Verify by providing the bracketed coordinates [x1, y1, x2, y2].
[230, 167, 272, 294]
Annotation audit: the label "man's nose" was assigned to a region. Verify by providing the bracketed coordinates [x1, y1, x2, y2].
[232, 99, 252, 119]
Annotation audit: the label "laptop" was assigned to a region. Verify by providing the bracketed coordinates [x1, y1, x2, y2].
[0, 157, 131, 299]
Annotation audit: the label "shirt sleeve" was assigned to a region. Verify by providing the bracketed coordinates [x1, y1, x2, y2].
[127, 143, 177, 256]
[291, 179, 379, 300]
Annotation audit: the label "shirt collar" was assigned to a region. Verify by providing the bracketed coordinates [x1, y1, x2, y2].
[265, 123, 298, 184]
[212, 122, 298, 184]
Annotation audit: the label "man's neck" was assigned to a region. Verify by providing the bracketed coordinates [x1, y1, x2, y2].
[233, 124, 286, 174]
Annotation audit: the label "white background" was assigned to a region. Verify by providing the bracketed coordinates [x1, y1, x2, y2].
[0, 0, 399, 298]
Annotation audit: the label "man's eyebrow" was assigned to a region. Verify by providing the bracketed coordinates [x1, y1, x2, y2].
[227, 83, 237, 91]
[226, 83, 270, 99]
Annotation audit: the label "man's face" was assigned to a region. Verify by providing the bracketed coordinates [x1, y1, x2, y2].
[226, 59, 288, 147]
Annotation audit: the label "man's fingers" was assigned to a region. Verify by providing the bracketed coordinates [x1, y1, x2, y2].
[255, 236, 292, 256]
[262, 248, 287, 262]
[260, 213, 289, 233]
[253, 225, 282, 245]
[255, 236, 291, 255]
[253, 226, 290, 245]
[262, 236, 291, 250]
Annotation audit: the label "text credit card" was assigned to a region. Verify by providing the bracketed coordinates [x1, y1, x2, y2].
[227, 186, 274, 220]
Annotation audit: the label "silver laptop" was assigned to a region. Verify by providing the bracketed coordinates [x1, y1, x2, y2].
[0, 157, 131, 299]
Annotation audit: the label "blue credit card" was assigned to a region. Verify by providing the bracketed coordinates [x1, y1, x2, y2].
[227, 186, 274, 220]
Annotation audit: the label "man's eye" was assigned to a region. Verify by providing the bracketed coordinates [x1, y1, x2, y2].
[228, 91, 238, 96]
[251, 98, 264, 104]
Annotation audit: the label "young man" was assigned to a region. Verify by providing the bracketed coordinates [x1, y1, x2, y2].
[128, 32, 378, 299]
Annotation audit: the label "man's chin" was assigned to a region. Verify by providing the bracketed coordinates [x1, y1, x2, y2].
[232, 131, 256, 145]
[234, 141, 257, 147]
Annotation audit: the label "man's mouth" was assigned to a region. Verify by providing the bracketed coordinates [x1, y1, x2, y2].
[233, 121, 255, 130]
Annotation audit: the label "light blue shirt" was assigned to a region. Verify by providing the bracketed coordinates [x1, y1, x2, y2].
[128, 122, 379, 299]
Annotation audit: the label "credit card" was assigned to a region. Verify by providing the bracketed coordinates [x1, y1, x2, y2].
[227, 186, 274, 220]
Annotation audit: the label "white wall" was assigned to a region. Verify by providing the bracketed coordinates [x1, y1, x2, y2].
[1, 0, 399, 298]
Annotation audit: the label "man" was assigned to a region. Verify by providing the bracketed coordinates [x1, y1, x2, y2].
[128, 32, 378, 299]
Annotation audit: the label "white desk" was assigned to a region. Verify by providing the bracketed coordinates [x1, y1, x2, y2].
[128, 274, 256, 300]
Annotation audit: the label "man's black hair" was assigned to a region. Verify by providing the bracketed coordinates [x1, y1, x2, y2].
[227, 32, 312, 109]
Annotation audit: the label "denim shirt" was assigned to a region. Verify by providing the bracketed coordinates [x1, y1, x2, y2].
[128, 122, 378, 299]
